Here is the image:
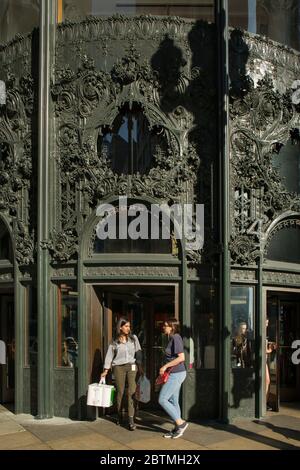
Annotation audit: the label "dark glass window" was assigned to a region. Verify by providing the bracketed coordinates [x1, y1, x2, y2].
[273, 140, 300, 194]
[190, 283, 217, 369]
[267, 226, 300, 264]
[98, 109, 160, 176]
[57, 284, 78, 368]
[61, 1, 215, 22]
[94, 204, 173, 254]
[229, 0, 300, 51]
[25, 286, 38, 367]
[231, 286, 254, 369]
[0, 221, 13, 263]
[0, 1, 40, 44]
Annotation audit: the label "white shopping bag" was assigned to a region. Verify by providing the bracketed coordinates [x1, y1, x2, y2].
[87, 382, 103, 407]
[87, 378, 115, 407]
[135, 375, 151, 403]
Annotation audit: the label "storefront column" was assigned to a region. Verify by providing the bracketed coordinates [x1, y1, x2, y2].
[14, 276, 25, 414]
[36, 0, 56, 419]
[181, 240, 189, 420]
[216, 0, 231, 423]
[255, 255, 264, 418]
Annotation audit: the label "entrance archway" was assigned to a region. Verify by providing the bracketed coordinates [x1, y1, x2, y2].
[77, 197, 184, 417]
[89, 282, 179, 406]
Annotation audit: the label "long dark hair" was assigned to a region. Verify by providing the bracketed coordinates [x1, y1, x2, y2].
[113, 317, 135, 343]
[165, 318, 180, 335]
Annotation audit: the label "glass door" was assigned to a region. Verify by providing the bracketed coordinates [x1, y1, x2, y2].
[266, 291, 300, 411]
[278, 298, 300, 402]
[266, 294, 280, 412]
[92, 283, 178, 406]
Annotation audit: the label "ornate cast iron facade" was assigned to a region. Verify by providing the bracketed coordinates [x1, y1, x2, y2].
[0, 33, 37, 270]
[49, 16, 217, 267]
[229, 30, 300, 270]
[0, 12, 299, 420]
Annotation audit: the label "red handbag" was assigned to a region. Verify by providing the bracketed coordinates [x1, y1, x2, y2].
[155, 367, 173, 385]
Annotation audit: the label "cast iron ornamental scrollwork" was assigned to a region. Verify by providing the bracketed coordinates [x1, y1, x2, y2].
[49, 16, 217, 264]
[229, 29, 300, 266]
[0, 33, 36, 266]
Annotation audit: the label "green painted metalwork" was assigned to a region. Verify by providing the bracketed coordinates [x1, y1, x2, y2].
[0, 4, 299, 420]
[36, 0, 56, 419]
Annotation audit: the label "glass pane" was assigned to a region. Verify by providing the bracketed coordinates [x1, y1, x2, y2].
[279, 299, 300, 398]
[62, 0, 215, 22]
[0, 220, 13, 263]
[107, 285, 176, 402]
[231, 286, 254, 369]
[0, 1, 40, 44]
[26, 286, 38, 367]
[98, 110, 157, 176]
[94, 203, 173, 254]
[229, 0, 300, 51]
[266, 226, 300, 263]
[273, 140, 300, 194]
[58, 284, 78, 367]
[191, 283, 217, 369]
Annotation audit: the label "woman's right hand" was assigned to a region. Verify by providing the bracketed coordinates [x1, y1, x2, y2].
[100, 370, 108, 379]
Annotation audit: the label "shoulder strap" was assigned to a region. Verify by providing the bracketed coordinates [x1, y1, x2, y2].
[111, 341, 118, 360]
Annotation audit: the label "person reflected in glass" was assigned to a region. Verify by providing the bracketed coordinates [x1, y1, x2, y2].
[232, 321, 252, 368]
[62, 337, 78, 367]
[101, 318, 143, 431]
[158, 318, 188, 439]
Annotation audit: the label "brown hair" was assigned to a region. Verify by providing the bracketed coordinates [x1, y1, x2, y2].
[165, 318, 180, 335]
[114, 317, 134, 343]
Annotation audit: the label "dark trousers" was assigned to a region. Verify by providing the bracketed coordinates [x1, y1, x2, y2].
[113, 364, 137, 417]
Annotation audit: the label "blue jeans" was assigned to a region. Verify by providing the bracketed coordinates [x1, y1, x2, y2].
[158, 371, 186, 422]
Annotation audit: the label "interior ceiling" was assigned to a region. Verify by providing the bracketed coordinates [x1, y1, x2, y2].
[0, 287, 13, 294]
[95, 284, 175, 299]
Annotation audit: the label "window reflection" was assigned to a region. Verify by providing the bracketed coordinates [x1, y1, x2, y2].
[229, 0, 300, 51]
[191, 284, 217, 369]
[25, 287, 37, 367]
[60, 0, 215, 22]
[0, 1, 39, 44]
[231, 286, 254, 369]
[58, 284, 78, 368]
[98, 110, 157, 176]
[266, 226, 300, 264]
[94, 205, 172, 254]
[273, 139, 300, 194]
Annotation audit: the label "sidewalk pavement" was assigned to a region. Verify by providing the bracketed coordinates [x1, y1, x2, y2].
[0, 404, 300, 450]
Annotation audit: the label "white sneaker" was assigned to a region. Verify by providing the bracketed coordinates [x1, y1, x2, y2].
[163, 426, 177, 438]
[172, 422, 189, 439]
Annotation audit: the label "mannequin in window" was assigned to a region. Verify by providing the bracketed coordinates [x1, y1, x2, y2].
[232, 322, 252, 368]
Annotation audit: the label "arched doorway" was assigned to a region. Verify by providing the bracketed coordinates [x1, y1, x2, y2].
[0, 218, 15, 407]
[79, 198, 183, 410]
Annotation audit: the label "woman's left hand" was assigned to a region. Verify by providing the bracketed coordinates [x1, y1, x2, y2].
[159, 366, 167, 376]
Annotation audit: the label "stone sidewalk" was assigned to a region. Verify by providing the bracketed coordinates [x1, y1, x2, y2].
[0, 404, 300, 450]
